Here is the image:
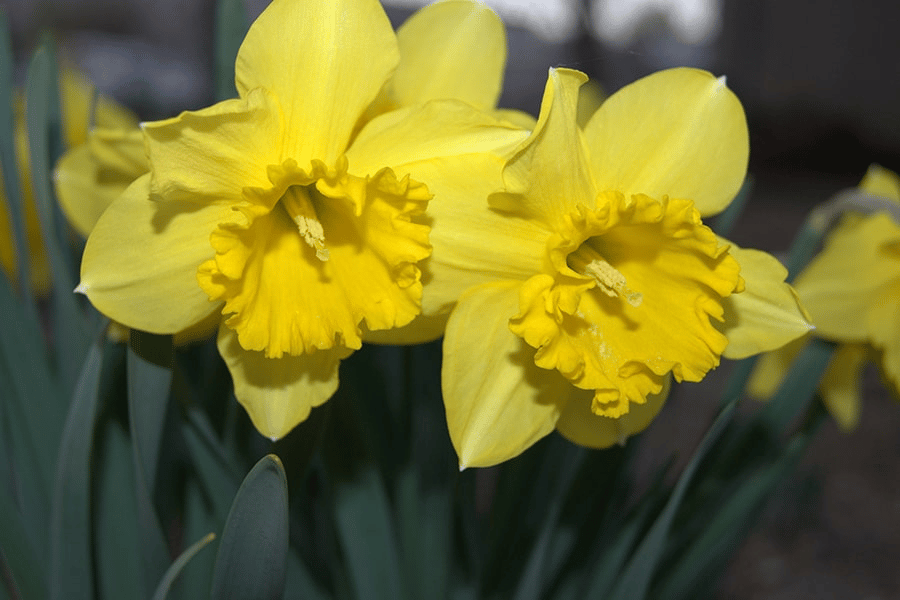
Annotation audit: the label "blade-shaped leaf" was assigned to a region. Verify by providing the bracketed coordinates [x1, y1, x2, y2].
[152, 533, 217, 600]
[652, 431, 810, 600]
[49, 338, 105, 600]
[324, 389, 405, 600]
[0, 9, 30, 299]
[0, 486, 47, 600]
[210, 454, 289, 600]
[94, 422, 144, 600]
[127, 332, 174, 596]
[606, 400, 737, 600]
[25, 43, 90, 392]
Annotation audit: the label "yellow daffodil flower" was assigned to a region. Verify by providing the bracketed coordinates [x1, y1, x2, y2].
[421, 68, 810, 468]
[55, 0, 514, 244]
[1, 67, 135, 291]
[78, 0, 527, 440]
[751, 165, 900, 430]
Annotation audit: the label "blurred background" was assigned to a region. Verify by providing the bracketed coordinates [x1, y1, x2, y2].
[4, 0, 900, 597]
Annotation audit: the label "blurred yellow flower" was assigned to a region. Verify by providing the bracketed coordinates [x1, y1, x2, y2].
[422, 68, 810, 468]
[78, 0, 526, 440]
[751, 165, 900, 430]
[0, 67, 135, 291]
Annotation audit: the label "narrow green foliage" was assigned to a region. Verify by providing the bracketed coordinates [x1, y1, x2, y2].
[210, 454, 289, 600]
[215, 0, 249, 101]
[49, 338, 105, 600]
[759, 337, 835, 434]
[653, 432, 810, 600]
[152, 533, 216, 600]
[580, 485, 666, 599]
[128, 331, 174, 486]
[25, 43, 91, 391]
[127, 332, 174, 596]
[0, 273, 57, 556]
[606, 401, 737, 600]
[0, 9, 31, 299]
[511, 441, 585, 600]
[325, 387, 406, 600]
[94, 423, 144, 600]
[0, 484, 47, 600]
[183, 410, 242, 521]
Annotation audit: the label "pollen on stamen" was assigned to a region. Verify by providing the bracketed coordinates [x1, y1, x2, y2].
[282, 185, 330, 261]
[295, 215, 330, 261]
[582, 259, 643, 307]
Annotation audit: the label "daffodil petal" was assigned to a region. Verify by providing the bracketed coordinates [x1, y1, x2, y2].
[747, 335, 807, 400]
[819, 343, 868, 431]
[489, 68, 596, 231]
[235, 0, 397, 165]
[55, 129, 146, 237]
[79, 174, 229, 333]
[58, 66, 139, 147]
[556, 376, 669, 448]
[720, 241, 812, 359]
[795, 212, 900, 340]
[143, 87, 283, 204]
[443, 281, 571, 468]
[395, 153, 547, 315]
[346, 100, 528, 174]
[391, 0, 505, 110]
[217, 325, 351, 440]
[582, 68, 748, 217]
[859, 164, 900, 201]
[867, 280, 900, 387]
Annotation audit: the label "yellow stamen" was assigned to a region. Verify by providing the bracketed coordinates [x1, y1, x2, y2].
[568, 242, 642, 307]
[281, 185, 329, 261]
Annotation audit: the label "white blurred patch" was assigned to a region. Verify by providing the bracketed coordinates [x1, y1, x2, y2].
[384, 0, 581, 42]
[591, 0, 722, 47]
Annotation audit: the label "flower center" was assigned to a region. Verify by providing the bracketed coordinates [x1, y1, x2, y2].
[196, 158, 432, 359]
[567, 241, 643, 307]
[281, 185, 329, 262]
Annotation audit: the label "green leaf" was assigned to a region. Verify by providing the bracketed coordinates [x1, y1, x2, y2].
[49, 338, 105, 600]
[183, 409, 242, 521]
[128, 331, 174, 487]
[0, 487, 47, 600]
[214, 0, 249, 101]
[94, 422, 144, 600]
[0, 9, 31, 299]
[0, 274, 56, 557]
[127, 332, 174, 596]
[210, 454, 289, 600]
[176, 479, 221, 599]
[580, 486, 666, 599]
[152, 533, 217, 600]
[331, 462, 405, 600]
[324, 391, 405, 600]
[511, 441, 585, 600]
[652, 432, 809, 600]
[759, 337, 835, 434]
[606, 400, 737, 600]
[395, 344, 455, 600]
[25, 43, 91, 391]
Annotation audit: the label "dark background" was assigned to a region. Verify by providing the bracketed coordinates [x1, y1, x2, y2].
[5, 0, 899, 597]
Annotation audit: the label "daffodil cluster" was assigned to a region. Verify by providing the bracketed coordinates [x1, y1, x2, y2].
[68, 0, 810, 466]
[751, 165, 900, 430]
